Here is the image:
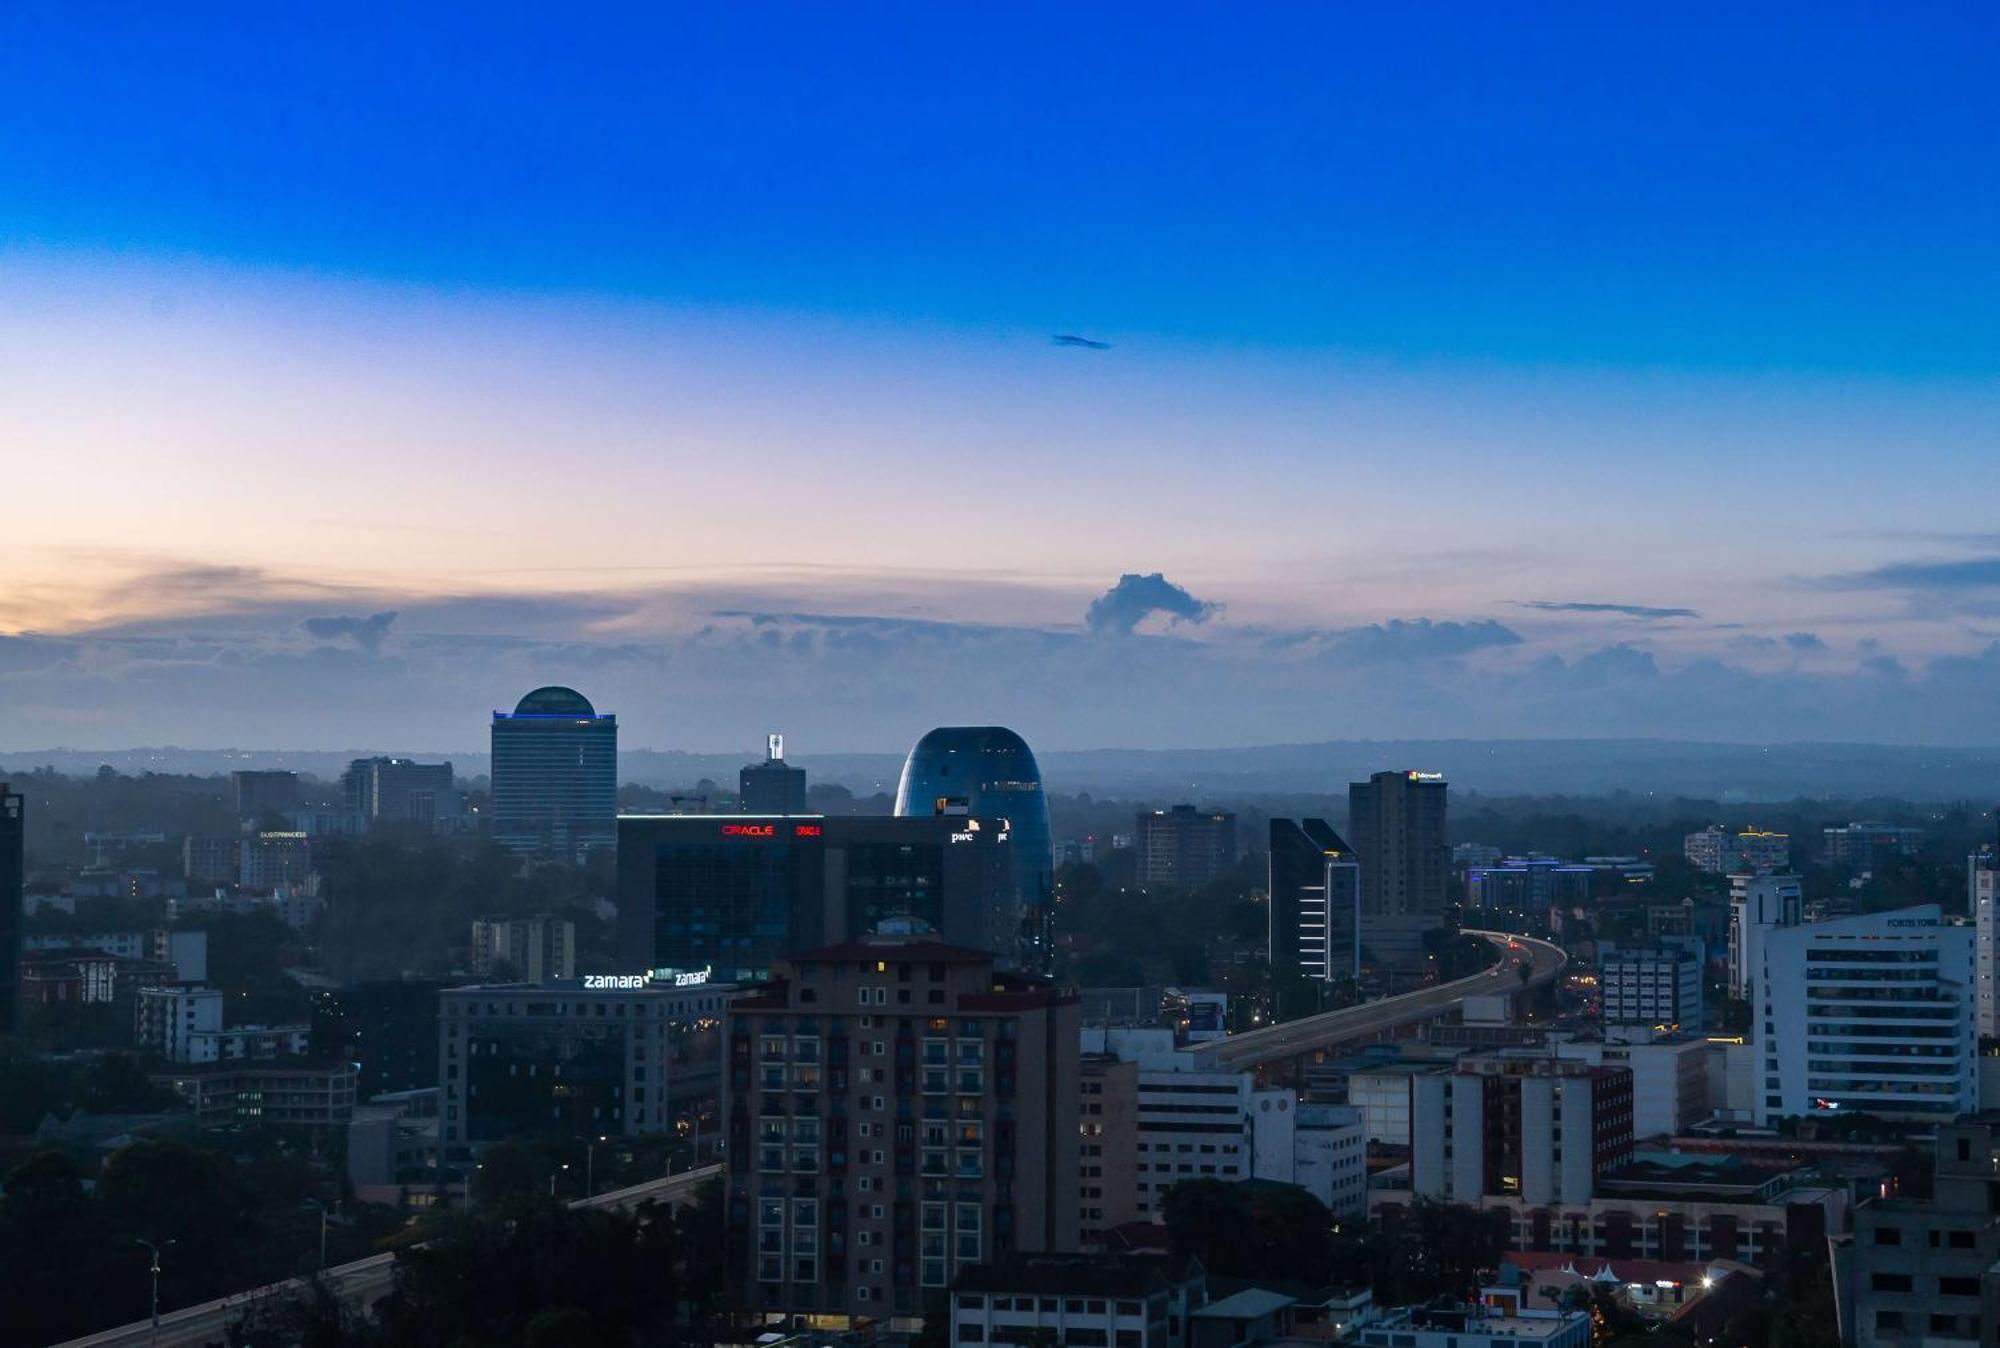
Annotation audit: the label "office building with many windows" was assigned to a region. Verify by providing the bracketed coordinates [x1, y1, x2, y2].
[895, 727, 1054, 971]
[618, 813, 1019, 983]
[1971, 844, 1999, 1040]
[490, 685, 618, 861]
[1348, 771, 1449, 969]
[741, 733, 809, 814]
[1267, 819, 1360, 984]
[1134, 806, 1237, 891]
[723, 933, 1079, 1323]
[342, 756, 463, 833]
[1750, 904, 1976, 1125]
[438, 973, 730, 1150]
[1600, 945, 1704, 1030]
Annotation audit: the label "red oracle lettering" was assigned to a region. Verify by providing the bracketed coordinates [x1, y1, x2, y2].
[794, 824, 823, 837]
[721, 823, 775, 838]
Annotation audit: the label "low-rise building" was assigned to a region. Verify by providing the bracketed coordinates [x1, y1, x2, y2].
[951, 1253, 1208, 1348]
[1831, 1117, 2000, 1348]
[1353, 1293, 1589, 1348]
[152, 1060, 358, 1129]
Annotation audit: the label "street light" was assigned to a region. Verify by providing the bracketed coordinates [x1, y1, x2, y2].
[304, 1197, 336, 1270]
[134, 1238, 171, 1346]
[586, 1134, 608, 1198]
[549, 1162, 570, 1198]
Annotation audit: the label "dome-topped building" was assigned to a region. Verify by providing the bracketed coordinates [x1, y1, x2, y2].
[491, 686, 617, 861]
[511, 685, 597, 717]
[894, 726, 1053, 970]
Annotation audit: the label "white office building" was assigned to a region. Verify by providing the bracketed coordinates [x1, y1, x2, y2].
[1751, 904, 1976, 1125]
[135, 985, 223, 1061]
[1293, 1103, 1368, 1218]
[1972, 847, 1998, 1041]
[1729, 873, 1802, 1002]
[1601, 945, 1703, 1030]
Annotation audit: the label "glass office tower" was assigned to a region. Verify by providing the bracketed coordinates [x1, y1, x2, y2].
[490, 686, 618, 861]
[894, 726, 1053, 971]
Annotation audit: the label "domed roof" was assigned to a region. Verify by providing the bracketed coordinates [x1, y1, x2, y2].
[513, 685, 596, 716]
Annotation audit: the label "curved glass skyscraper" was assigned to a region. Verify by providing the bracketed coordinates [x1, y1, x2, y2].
[491, 685, 617, 861]
[894, 726, 1053, 970]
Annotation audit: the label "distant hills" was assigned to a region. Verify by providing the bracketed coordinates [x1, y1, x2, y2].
[6, 739, 2000, 802]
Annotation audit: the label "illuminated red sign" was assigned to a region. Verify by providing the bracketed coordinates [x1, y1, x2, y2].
[794, 824, 823, 837]
[721, 823, 776, 838]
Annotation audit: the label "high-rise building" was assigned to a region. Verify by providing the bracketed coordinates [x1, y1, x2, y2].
[440, 972, 731, 1150]
[490, 685, 618, 861]
[1133, 805, 1237, 890]
[1267, 819, 1359, 983]
[618, 814, 1020, 982]
[0, 784, 21, 1034]
[342, 757, 463, 833]
[1751, 904, 1975, 1125]
[1971, 840, 1999, 1040]
[1347, 770, 1449, 969]
[1727, 872, 1802, 1002]
[741, 733, 809, 814]
[469, 913, 575, 981]
[722, 932, 1079, 1319]
[232, 770, 303, 823]
[895, 726, 1053, 971]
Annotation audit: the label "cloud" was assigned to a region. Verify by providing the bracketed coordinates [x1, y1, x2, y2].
[1323, 618, 1522, 664]
[1819, 557, 2000, 592]
[302, 611, 399, 652]
[1518, 600, 1700, 620]
[1783, 632, 1827, 651]
[1084, 573, 1219, 636]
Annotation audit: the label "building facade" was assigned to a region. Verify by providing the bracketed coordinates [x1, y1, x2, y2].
[950, 1253, 1209, 1348]
[0, 784, 21, 1034]
[1833, 1118, 2000, 1348]
[723, 934, 1079, 1322]
[1411, 1060, 1634, 1206]
[895, 727, 1054, 971]
[1267, 818, 1360, 984]
[342, 757, 463, 833]
[1822, 823, 1924, 870]
[240, 831, 313, 889]
[1134, 807, 1238, 891]
[1348, 771, 1449, 969]
[1751, 904, 1976, 1125]
[1601, 946, 1703, 1030]
[233, 769, 303, 823]
[490, 685, 618, 860]
[619, 813, 1020, 983]
[470, 913, 576, 982]
[1684, 827, 1790, 876]
[439, 973, 730, 1149]
[741, 733, 809, 814]
[1972, 845, 1998, 1041]
[1728, 873, 1802, 1002]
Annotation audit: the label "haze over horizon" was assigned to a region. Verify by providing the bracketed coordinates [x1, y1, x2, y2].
[8, 7, 2000, 750]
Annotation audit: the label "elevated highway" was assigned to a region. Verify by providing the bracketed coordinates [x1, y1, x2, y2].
[56, 1164, 722, 1348]
[1188, 930, 1567, 1071]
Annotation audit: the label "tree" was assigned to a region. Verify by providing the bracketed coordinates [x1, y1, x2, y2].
[1373, 1199, 1508, 1304]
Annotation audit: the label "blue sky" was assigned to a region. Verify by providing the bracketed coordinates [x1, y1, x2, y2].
[4, 5, 2000, 750]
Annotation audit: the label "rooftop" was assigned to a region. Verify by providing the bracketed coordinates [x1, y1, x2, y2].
[953, 1253, 1183, 1299]
[1193, 1288, 1297, 1321]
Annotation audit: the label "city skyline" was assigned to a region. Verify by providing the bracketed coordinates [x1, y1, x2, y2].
[7, 7, 2000, 748]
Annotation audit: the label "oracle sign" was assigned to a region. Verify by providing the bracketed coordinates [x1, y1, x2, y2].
[720, 823, 775, 838]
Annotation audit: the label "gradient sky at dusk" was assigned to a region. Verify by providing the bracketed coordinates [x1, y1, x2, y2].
[6, 5, 2000, 752]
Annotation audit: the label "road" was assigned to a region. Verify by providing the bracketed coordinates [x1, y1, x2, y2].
[1188, 930, 1567, 1070]
[53, 1164, 723, 1348]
